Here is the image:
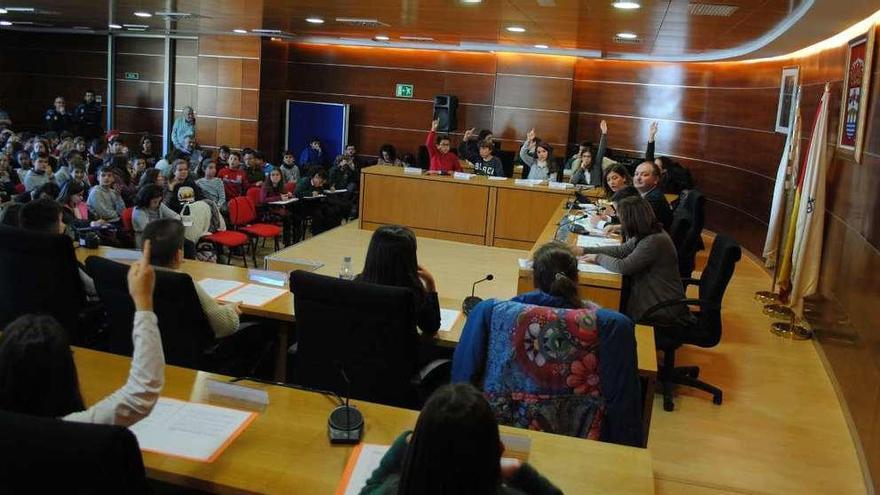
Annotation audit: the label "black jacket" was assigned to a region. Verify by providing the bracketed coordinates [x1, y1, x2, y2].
[643, 187, 673, 231]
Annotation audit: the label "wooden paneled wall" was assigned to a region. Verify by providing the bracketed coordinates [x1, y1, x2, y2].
[114, 37, 165, 143]
[193, 36, 260, 150]
[0, 32, 107, 132]
[795, 27, 880, 493]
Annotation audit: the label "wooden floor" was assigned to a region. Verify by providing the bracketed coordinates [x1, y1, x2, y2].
[247, 230, 867, 494]
[649, 249, 866, 494]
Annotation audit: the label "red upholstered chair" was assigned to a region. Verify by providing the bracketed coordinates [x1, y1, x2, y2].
[14, 183, 24, 195]
[227, 196, 283, 266]
[246, 186, 263, 207]
[285, 182, 296, 195]
[120, 207, 134, 233]
[203, 229, 250, 267]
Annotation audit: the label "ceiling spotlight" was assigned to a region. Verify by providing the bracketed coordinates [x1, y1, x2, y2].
[461, 0, 482, 3]
[534, 44, 549, 49]
[616, 32, 638, 39]
[134, 11, 152, 18]
[374, 35, 389, 41]
[4, 7, 34, 12]
[305, 17, 324, 24]
[108, 23, 122, 29]
[506, 26, 526, 33]
[0, 8, 7, 14]
[233, 28, 247, 34]
[0, 21, 11, 26]
[612, 1, 641, 9]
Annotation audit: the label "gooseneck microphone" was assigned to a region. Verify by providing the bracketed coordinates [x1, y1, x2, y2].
[462, 274, 494, 315]
[328, 361, 364, 444]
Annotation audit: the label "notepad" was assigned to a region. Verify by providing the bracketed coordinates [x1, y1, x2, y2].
[218, 283, 287, 306]
[269, 198, 298, 205]
[129, 398, 257, 463]
[198, 278, 246, 299]
[336, 444, 390, 495]
[323, 189, 350, 194]
[578, 263, 616, 275]
[439, 308, 461, 332]
[576, 235, 620, 248]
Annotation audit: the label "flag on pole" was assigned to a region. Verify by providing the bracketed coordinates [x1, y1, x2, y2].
[763, 86, 802, 267]
[788, 84, 830, 313]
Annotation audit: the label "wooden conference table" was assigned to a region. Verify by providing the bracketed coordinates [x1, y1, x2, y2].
[358, 165, 604, 249]
[74, 346, 656, 494]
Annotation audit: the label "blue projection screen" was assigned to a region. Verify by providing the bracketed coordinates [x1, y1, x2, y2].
[284, 100, 350, 160]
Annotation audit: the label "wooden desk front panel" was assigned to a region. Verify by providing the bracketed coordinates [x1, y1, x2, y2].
[360, 173, 489, 244]
[493, 188, 572, 248]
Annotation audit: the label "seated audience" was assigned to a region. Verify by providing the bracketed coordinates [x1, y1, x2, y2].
[216, 145, 231, 169]
[279, 150, 300, 184]
[165, 159, 202, 213]
[245, 151, 266, 187]
[298, 138, 328, 172]
[340, 143, 363, 169]
[132, 184, 180, 247]
[376, 143, 402, 166]
[604, 164, 633, 195]
[633, 161, 673, 230]
[328, 154, 359, 191]
[519, 128, 555, 180]
[451, 241, 642, 445]
[129, 153, 148, 187]
[143, 219, 241, 338]
[458, 128, 498, 161]
[197, 159, 226, 209]
[177, 186, 225, 246]
[23, 152, 55, 195]
[58, 181, 107, 236]
[400, 153, 416, 169]
[361, 383, 562, 494]
[15, 150, 32, 182]
[139, 135, 158, 166]
[261, 167, 293, 245]
[579, 196, 693, 326]
[470, 140, 504, 177]
[294, 169, 340, 235]
[0, 202, 22, 227]
[138, 168, 167, 189]
[218, 151, 248, 199]
[425, 119, 461, 174]
[0, 240, 163, 426]
[87, 166, 125, 224]
[570, 120, 607, 187]
[356, 225, 440, 336]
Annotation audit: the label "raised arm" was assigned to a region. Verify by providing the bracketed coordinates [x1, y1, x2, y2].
[645, 121, 657, 162]
[426, 119, 440, 160]
[519, 128, 537, 166]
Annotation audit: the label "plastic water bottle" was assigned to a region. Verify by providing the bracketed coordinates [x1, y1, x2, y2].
[339, 256, 354, 280]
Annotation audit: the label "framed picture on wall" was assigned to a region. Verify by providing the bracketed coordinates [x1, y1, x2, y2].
[775, 66, 799, 133]
[837, 27, 875, 162]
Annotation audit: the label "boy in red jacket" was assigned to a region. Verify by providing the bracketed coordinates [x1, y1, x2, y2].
[425, 118, 462, 174]
[217, 151, 249, 199]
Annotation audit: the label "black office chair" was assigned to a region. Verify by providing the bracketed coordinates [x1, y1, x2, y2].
[86, 256, 272, 376]
[640, 234, 741, 411]
[674, 189, 706, 278]
[669, 213, 692, 262]
[290, 270, 449, 409]
[0, 410, 149, 494]
[0, 225, 88, 342]
[497, 149, 516, 178]
[416, 145, 431, 170]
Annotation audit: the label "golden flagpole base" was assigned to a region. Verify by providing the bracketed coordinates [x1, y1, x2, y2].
[763, 303, 795, 320]
[770, 322, 812, 340]
[754, 291, 781, 304]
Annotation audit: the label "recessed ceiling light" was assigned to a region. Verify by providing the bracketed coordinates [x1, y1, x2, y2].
[0, 21, 11, 26]
[233, 28, 247, 34]
[374, 35, 390, 41]
[612, 1, 641, 9]
[108, 23, 122, 29]
[461, 0, 482, 3]
[534, 44, 549, 49]
[123, 23, 149, 29]
[4, 7, 34, 12]
[616, 32, 638, 39]
[252, 28, 282, 34]
[270, 37, 282, 41]
[134, 11, 152, 18]
[305, 17, 324, 24]
[506, 26, 526, 33]
[0, 8, 7, 14]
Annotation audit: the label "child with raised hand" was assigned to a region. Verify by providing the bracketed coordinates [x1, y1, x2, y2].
[0, 241, 165, 427]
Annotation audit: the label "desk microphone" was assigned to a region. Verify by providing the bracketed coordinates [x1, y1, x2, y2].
[463, 274, 494, 315]
[328, 361, 363, 444]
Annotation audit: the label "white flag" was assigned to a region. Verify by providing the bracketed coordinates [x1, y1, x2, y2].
[763, 86, 801, 267]
[789, 84, 830, 313]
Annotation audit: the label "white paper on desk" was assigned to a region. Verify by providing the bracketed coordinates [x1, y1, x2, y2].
[105, 249, 143, 261]
[269, 198, 297, 205]
[129, 397, 256, 462]
[198, 278, 246, 299]
[403, 167, 423, 175]
[548, 181, 573, 190]
[578, 263, 616, 275]
[303, 194, 326, 199]
[340, 444, 390, 495]
[487, 176, 507, 181]
[576, 235, 620, 248]
[452, 172, 474, 180]
[218, 283, 287, 306]
[518, 258, 534, 270]
[323, 189, 349, 194]
[514, 179, 542, 186]
[439, 308, 461, 332]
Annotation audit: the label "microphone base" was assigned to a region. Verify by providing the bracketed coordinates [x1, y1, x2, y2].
[569, 223, 589, 235]
[462, 296, 483, 315]
[328, 405, 364, 444]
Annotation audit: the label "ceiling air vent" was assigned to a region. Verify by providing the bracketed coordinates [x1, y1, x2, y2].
[613, 35, 642, 44]
[334, 18, 389, 28]
[688, 3, 739, 16]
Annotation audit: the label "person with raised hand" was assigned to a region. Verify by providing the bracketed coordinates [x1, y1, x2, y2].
[0, 241, 165, 426]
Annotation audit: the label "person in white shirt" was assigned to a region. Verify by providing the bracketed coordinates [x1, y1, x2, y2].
[0, 240, 164, 427]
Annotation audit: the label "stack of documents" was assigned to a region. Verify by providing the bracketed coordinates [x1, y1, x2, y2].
[198, 278, 287, 306]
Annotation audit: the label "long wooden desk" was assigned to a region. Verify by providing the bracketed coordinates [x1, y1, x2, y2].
[74, 346, 655, 494]
[358, 165, 604, 249]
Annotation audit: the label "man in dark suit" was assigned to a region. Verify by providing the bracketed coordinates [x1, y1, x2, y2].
[633, 161, 672, 230]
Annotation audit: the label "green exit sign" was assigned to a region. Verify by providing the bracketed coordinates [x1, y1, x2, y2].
[395, 83, 414, 98]
[124, 72, 140, 80]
